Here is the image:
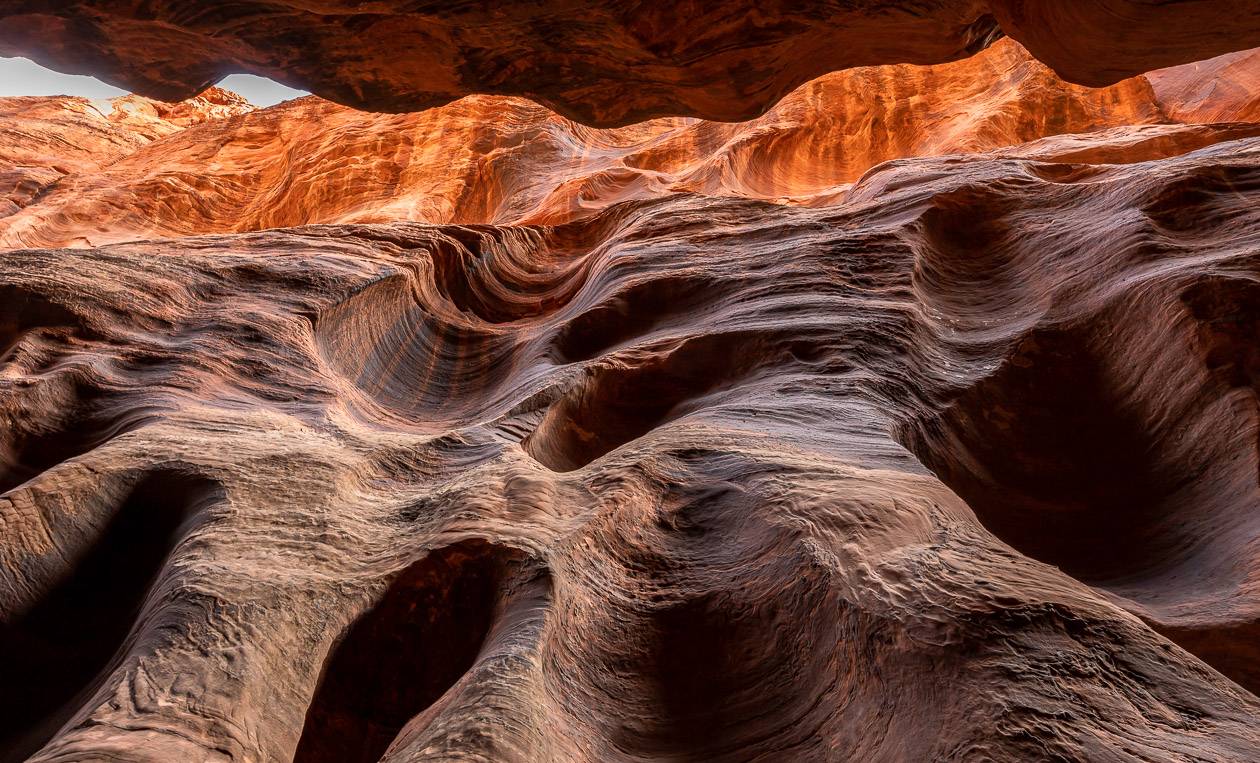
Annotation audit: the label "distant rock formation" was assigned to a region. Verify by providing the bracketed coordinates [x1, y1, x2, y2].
[3, 40, 1258, 249]
[0, 87, 252, 223]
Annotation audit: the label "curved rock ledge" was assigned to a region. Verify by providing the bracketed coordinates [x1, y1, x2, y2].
[2, 132, 1260, 761]
[4, 39, 1259, 250]
[1, 1, 1259, 124]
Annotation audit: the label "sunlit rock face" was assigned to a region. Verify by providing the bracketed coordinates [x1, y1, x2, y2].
[0, 87, 251, 222]
[2, 1, 1260, 124]
[1146, 47, 1260, 124]
[3, 9, 1260, 763]
[3, 39, 1260, 250]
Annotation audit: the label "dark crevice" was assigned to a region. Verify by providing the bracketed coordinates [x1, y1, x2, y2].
[898, 327, 1175, 584]
[0, 386, 147, 497]
[0, 470, 223, 762]
[0, 286, 132, 497]
[553, 275, 724, 363]
[651, 595, 759, 749]
[963, 14, 1005, 56]
[1142, 165, 1260, 234]
[624, 551, 839, 759]
[898, 308, 1260, 693]
[0, 285, 82, 365]
[294, 540, 530, 763]
[525, 332, 765, 472]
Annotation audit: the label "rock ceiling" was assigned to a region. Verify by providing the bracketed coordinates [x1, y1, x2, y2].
[2, 4, 1260, 762]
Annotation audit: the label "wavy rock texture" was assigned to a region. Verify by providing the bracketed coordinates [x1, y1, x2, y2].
[5, 39, 1260, 250]
[3, 12, 1260, 763]
[1147, 47, 1260, 124]
[2, 1, 1260, 123]
[0, 87, 251, 222]
[2, 125, 1260, 762]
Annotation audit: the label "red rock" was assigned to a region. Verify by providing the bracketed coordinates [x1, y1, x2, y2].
[1, 1, 1258, 124]
[1148, 47, 1260, 123]
[3, 40, 1257, 250]
[3, 133, 1260, 762]
[0, 87, 252, 229]
[1, 11, 1260, 763]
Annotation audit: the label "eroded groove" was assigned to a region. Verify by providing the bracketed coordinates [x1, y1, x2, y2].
[899, 287, 1260, 693]
[553, 275, 726, 363]
[1142, 164, 1260, 234]
[0, 285, 81, 365]
[314, 273, 514, 422]
[643, 589, 835, 758]
[0, 386, 147, 497]
[294, 540, 532, 763]
[0, 470, 223, 762]
[0, 288, 131, 497]
[901, 327, 1172, 584]
[426, 227, 594, 324]
[573, 484, 847, 760]
[525, 332, 768, 472]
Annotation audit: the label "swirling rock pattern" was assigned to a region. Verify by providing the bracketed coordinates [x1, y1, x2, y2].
[1, 1, 1260, 124]
[0, 87, 251, 224]
[2, 117, 1260, 761]
[4, 39, 1260, 251]
[3, 9, 1260, 762]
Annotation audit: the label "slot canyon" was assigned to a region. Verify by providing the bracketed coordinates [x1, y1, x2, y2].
[1, 3, 1260, 761]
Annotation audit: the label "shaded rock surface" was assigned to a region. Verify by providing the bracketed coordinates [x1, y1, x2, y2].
[1, 111, 1260, 763]
[1, 1, 1260, 124]
[1, 15, 1260, 763]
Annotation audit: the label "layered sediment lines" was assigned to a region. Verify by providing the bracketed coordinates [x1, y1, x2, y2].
[1147, 47, 1260, 124]
[2, 1, 1260, 123]
[5, 39, 1260, 250]
[2, 129, 1260, 761]
[0, 87, 251, 222]
[3, 9, 1260, 762]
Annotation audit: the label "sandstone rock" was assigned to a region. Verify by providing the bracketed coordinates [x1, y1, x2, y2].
[1148, 47, 1260, 124]
[2, 9, 1260, 763]
[0, 87, 252, 230]
[1, 1, 1258, 124]
[3, 40, 1256, 250]
[2, 131, 1260, 762]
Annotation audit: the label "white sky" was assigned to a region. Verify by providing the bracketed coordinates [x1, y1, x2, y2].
[0, 57, 309, 106]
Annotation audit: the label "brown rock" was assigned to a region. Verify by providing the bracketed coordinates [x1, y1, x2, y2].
[1, 1, 1258, 124]
[2, 131, 1260, 762]
[2, 11, 1260, 763]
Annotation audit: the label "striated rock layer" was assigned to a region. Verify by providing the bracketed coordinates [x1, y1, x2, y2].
[2, 1, 1260, 124]
[1, 124, 1260, 762]
[4, 39, 1260, 250]
[2, 16, 1260, 763]
[0, 87, 252, 223]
